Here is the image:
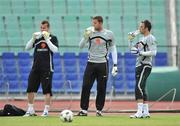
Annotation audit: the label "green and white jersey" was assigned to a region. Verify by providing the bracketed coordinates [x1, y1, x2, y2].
[80, 29, 115, 63]
[130, 34, 157, 67]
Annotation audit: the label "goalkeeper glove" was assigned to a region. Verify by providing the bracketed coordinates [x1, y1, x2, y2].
[112, 64, 118, 77]
[128, 30, 140, 41]
[32, 32, 42, 41]
[42, 31, 50, 40]
[83, 27, 94, 39]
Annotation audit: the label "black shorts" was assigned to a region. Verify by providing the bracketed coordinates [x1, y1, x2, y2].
[135, 64, 152, 101]
[27, 69, 53, 96]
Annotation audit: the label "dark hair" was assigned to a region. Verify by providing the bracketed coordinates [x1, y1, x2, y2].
[93, 16, 103, 23]
[41, 20, 50, 28]
[141, 20, 151, 31]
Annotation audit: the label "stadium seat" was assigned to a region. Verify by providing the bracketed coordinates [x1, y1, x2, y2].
[18, 60, 31, 67]
[64, 60, 77, 66]
[63, 16, 79, 45]
[81, 0, 94, 15]
[2, 61, 16, 68]
[63, 52, 76, 59]
[5, 16, 19, 32]
[67, 0, 80, 15]
[19, 73, 29, 82]
[109, 0, 123, 16]
[79, 66, 86, 74]
[53, 0, 66, 14]
[125, 73, 135, 81]
[0, 79, 4, 93]
[109, 73, 123, 81]
[0, 31, 8, 47]
[53, 52, 61, 59]
[21, 80, 28, 93]
[18, 53, 32, 75]
[53, 56, 62, 69]
[64, 67, 77, 73]
[19, 66, 31, 74]
[19, 73, 29, 93]
[53, 73, 64, 81]
[94, 0, 110, 15]
[39, 0, 52, 14]
[79, 52, 88, 60]
[5, 73, 19, 81]
[2, 52, 15, 59]
[123, 0, 137, 16]
[48, 16, 65, 45]
[3, 72, 20, 93]
[78, 16, 92, 33]
[137, 0, 151, 20]
[11, 0, 25, 15]
[3, 67, 17, 74]
[52, 80, 65, 93]
[18, 52, 31, 59]
[54, 66, 63, 73]
[8, 80, 20, 93]
[65, 73, 80, 93]
[79, 73, 84, 81]
[25, 0, 39, 15]
[79, 59, 87, 67]
[34, 15, 49, 31]
[63, 53, 77, 70]
[114, 80, 124, 93]
[108, 15, 123, 46]
[66, 80, 81, 94]
[0, 65, 4, 85]
[124, 52, 136, 66]
[125, 67, 135, 73]
[65, 74, 78, 81]
[154, 52, 168, 66]
[126, 81, 135, 93]
[0, 0, 11, 15]
[122, 16, 138, 35]
[78, 59, 87, 73]
[78, 53, 88, 68]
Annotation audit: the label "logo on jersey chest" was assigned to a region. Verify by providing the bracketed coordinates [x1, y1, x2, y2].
[95, 38, 101, 45]
[41, 42, 46, 48]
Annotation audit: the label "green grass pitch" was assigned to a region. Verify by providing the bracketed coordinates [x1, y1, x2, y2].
[0, 115, 180, 126]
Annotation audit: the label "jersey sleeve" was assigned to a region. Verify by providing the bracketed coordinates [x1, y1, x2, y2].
[147, 36, 157, 52]
[51, 36, 59, 48]
[109, 31, 115, 47]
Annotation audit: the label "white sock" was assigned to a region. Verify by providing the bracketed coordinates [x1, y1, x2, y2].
[96, 110, 102, 113]
[27, 103, 34, 113]
[143, 104, 149, 114]
[43, 105, 50, 113]
[137, 103, 143, 114]
[81, 109, 87, 113]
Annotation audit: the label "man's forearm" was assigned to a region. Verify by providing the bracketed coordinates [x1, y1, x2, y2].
[46, 39, 58, 53]
[79, 38, 88, 49]
[25, 38, 34, 50]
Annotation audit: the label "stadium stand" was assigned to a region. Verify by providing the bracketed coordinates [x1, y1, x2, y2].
[0, 0, 171, 94]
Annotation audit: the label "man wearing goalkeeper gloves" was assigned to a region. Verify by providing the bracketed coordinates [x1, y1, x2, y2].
[77, 16, 118, 116]
[24, 20, 58, 117]
[128, 20, 157, 118]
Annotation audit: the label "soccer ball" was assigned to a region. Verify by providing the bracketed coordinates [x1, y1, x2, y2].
[130, 46, 139, 55]
[60, 110, 73, 122]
